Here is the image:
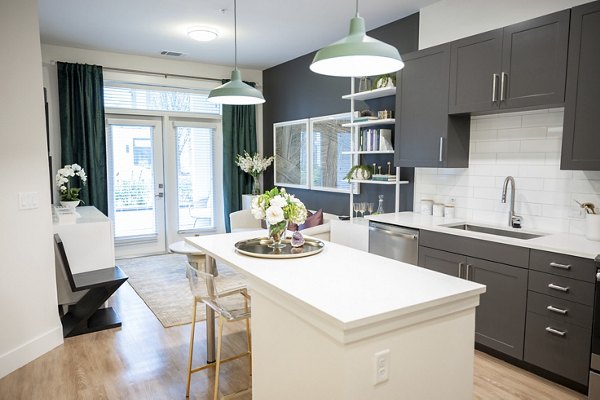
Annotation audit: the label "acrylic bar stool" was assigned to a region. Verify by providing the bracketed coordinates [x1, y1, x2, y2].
[185, 264, 251, 400]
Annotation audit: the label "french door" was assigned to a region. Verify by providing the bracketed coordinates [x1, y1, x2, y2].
[106, 117, 166, 257]
[106, 115, 222, 258]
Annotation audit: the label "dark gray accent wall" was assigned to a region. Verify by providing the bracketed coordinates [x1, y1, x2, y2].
[263, 13, 420, 216]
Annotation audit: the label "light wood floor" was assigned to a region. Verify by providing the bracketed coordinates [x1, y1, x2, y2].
[0, 283, 586, 400]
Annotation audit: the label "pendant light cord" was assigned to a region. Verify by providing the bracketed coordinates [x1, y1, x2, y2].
[355, 0, 359, 17]
[234, 0, 238, 70]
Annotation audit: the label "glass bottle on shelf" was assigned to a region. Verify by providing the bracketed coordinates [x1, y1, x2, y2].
[376, 195, 384, 214]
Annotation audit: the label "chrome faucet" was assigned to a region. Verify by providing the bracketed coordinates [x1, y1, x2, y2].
[501, 176, 522, 228]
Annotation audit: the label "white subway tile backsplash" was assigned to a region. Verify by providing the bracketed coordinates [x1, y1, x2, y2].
[414, 109, 600, 235]
[474, 140, 520, 153]
[520, 138, 561, 153]
[521, 112, 563, 127]
[476, 115, 522, 130]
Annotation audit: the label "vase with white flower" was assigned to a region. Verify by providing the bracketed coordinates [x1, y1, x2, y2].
[251, 187, 307, 248]
[55, 163, 87, 209]
[235, 151, 274, 195]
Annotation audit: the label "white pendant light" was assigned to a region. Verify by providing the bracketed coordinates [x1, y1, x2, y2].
[208, 0, 265, 105]
[310, 0, 404, 77]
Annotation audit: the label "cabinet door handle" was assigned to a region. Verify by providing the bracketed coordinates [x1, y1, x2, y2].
[548, 283, 569, 293]
[500, 72, 507, 102]
[549, 262, 571, 270]
[546, 305, 568, 315]
[545, 326, 566, 337]
[466, 264, 472, 281]
[438, 137, 443, 162]
[492, 73, 499, 102]
[458, 262, 464, 278]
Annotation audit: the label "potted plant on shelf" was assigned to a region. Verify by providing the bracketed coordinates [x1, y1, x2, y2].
[55, 163, 87, 209]
[251, 187, 307, 248]
[235, 151, 274, 195]
[344, 165, 372, 182]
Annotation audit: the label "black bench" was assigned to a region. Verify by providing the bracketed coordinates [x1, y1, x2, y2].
[54, 234, 128, 337]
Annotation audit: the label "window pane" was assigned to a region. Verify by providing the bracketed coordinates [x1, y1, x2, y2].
[176, 126, 215, 231]
[107, 125, 157, 238]
[104, 85, 220, 114]
[311, 115, 352, 191]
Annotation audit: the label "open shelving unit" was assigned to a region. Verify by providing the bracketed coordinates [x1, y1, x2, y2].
[344, 80, 409, 218]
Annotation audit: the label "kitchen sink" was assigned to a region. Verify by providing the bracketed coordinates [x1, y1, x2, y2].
[445, 223, 545, 240]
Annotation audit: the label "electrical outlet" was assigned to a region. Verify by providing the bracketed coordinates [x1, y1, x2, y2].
[373, 349, 390, 385]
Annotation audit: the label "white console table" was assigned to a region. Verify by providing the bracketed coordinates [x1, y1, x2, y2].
[53, 206, 115, 306]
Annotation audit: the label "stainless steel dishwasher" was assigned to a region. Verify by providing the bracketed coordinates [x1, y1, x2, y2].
[368, 221, 419, 265]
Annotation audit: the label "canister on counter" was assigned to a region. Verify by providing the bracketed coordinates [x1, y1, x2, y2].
[433, 203, 445, 217]
[420, 199, 433, 215]
[444, 205, 455, 219]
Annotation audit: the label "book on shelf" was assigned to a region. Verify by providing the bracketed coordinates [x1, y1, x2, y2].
[358, 128, 394, 151]
[354, 116, 379, 122]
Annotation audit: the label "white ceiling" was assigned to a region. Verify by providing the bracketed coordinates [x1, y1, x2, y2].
[38, 0, 436, 71]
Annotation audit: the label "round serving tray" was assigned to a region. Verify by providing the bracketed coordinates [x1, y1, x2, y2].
[234, 237, 325, 259]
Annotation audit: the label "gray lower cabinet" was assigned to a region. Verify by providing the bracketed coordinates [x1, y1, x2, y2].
[418, 245, 527, 359]
[524, 249, 594, 386]
[449, 10, 569, 114]
[467, 257, 528, 359]
[561, 0, 600, 170]
[394, 44, 470, 168]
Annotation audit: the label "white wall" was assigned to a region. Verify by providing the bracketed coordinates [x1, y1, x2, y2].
[41, 44, 264, 204]
[0, 0, 63, 378]
[419, 0, 592, 49]
[414, 109, 600, 234]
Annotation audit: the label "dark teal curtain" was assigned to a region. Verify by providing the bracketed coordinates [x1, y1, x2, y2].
[222, 104, 257, 232]
[57, 62, 108, 215]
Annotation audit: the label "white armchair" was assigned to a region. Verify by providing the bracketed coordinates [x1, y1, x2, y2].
[229, 209, 337, 241]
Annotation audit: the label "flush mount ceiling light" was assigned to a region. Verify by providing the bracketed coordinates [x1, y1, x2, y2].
[208, 0, 265, 105]
[310, 0, 404, 77]
[187, 26, 219, 42]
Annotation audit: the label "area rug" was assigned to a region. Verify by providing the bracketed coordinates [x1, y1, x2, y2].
[117, 253, 246, 328]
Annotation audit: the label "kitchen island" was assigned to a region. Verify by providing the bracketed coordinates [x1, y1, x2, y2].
[186, 231, 485, 400]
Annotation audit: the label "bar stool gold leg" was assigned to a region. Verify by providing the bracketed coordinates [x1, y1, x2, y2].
[214, 316, 224, 400]
[244, 296, 252, 375]
[186, 300, 198, 398]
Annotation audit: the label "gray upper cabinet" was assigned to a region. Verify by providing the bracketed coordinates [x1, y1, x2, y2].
[395, 44, 470, 168]
[449, 10, 569, 114]
[561, 1, 600, 171]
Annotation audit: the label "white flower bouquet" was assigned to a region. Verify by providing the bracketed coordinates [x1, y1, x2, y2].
[251, 187, 307, 247]
[235, 151, 274, 195]
[55, 163, 87, 202]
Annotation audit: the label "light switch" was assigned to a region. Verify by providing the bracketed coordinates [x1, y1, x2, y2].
[19, 192, 39, 210]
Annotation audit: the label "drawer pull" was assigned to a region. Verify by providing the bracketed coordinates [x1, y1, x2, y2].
[545, 326, 566, 337]
[549, 262, 571, 270]
[548, 283, 569, 292]
[546, 305, 568, 315]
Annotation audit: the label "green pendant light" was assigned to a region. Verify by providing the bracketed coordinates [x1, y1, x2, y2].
[310, 0, 404, 77]
[208, 0, 265, 105]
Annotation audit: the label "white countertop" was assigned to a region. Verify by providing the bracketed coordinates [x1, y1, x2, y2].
[368, 212, 600, 259]
[186, 231, 485, 342]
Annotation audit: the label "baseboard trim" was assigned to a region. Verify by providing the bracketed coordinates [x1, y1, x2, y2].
[0, 324, 63, 379]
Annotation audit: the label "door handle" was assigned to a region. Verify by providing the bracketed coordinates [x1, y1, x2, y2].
[500, 72, 507, 102]
[492, 73, 499, 102]
[546, 305, 568, 315]
[549, 262, 571, 270]
[438, 137, 443, 162]
[548, 283, 569, 293]
[545, 326, 566, 337]
[155, 193, 164, 198]
[458, 262, 464, 278]
[466, 264, 472, 280]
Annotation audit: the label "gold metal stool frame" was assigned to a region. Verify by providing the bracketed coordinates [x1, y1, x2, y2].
[185, 266, 251, 400]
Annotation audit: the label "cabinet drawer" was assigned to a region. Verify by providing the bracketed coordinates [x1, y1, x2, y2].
[420, 230, 529, 268]
[529, 270, 595, 306]
[524, 312, 591, 385]
[527, 291, 593, 329]
[530, 249, 596, 283]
